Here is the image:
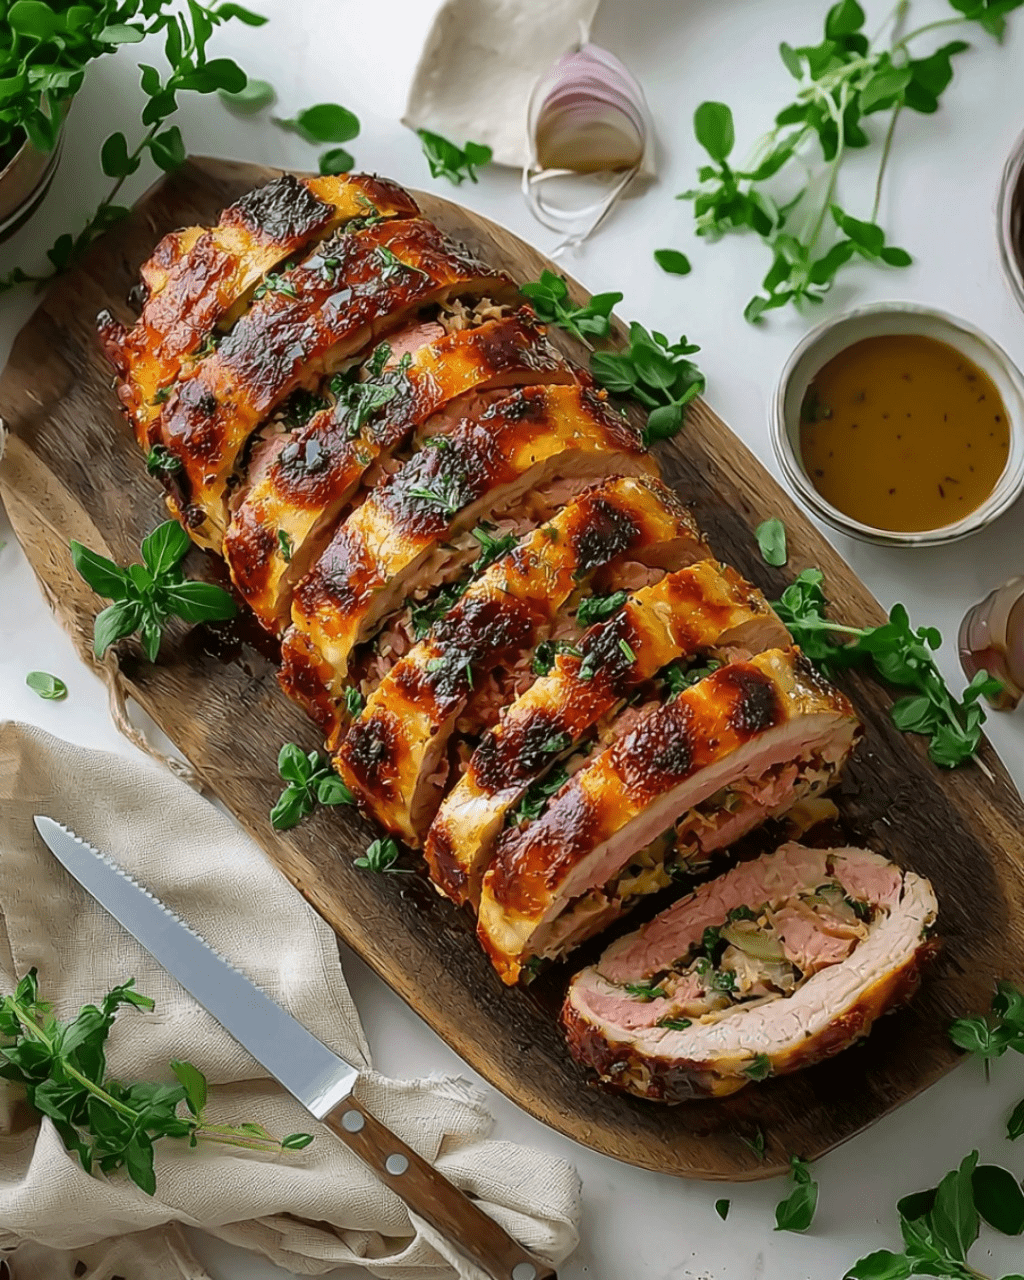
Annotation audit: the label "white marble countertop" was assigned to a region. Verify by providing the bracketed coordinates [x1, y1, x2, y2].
[2, 2, 1024, 1277]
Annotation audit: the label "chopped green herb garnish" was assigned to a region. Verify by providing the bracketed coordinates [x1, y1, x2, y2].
[145, 445, 182, 475]
[277, 530, 292, 562]
[658, 1017, 693, 1031]
[508, 767, 569, 827]
[623, 982, 668, 1002]
[26, 671, 67, 701]
[744, 1053, 772, 1081]
[540, 731, 572, 755]
[375, 244, 430, 280]
[471, 524, 518, 570]
[532, 639, 581, 676]
[577, 590, 628, 626]
[253, 272, 298, 301]
[618, 638, 637, 662]
[344, 686, 364, 717]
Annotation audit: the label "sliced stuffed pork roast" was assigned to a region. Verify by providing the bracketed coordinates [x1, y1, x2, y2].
[477, 648, 860, 983]
[148, 217, 515, 551]
[426, 559, 790, 909]
[98, 173, 417, 448]
[278, 382, 655, 746]
[562, 842, 937, 1101]
[334, 476, 708, 845]
[223, 308, 572, 632]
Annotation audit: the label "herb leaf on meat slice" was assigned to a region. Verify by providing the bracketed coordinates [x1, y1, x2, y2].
[508, 767, 570, 827]
[576, 590, 628, 626]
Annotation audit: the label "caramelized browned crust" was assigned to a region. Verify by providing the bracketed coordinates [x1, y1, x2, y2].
[277, 382, 653, 743]
[477, 649, 859, 982]
[426, 561, 789, 907]
[98, 174, 418, 448]
[223, 309, 572, 633]
[150, 218, 514, 551]
[561, 940, 938, 1101]
[335, 477, 708, 845]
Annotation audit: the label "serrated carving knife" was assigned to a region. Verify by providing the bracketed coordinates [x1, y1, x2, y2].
[33, 815, 555, 1280]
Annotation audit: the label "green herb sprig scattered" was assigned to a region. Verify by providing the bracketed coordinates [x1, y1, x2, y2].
[26, 671, 68, 700]
[519, 270, 623, 344]
[0, 0, 268, 295]
[576, 591, 628, 626]
[590, 322, 705, 446]
[274, 101, 361, 175]
[0, 970, 312, 1197]
[417, 129, 492, 185]
[949, 982, 1024, 1110]
[355, 836, 412, 875]
[755, 517, 788, 566]
[775, 1155, 819, 1233]
[654, 248, 692, 276]
[772, 562, 1000, 767]
[844, 1148, 1024, 1279]
[508, 767, 569, 827]
[71, 521, 236, 663]
[271, 743, 354, 830]
[681, 0, 1024, 322]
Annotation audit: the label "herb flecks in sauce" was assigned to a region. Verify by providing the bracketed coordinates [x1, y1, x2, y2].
[799, 335, 1009, 533]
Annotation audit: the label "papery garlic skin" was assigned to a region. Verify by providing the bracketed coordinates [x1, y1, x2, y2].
[959, 576, 1024, 710]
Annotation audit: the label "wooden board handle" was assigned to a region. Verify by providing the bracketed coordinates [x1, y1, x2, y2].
[324, 1096, 557, 1280]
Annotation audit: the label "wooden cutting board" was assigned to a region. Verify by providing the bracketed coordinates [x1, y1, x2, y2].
[3, 155, 1023, 1181]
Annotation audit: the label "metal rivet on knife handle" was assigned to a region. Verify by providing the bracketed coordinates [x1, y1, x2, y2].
[323, 1097, 557, 1280]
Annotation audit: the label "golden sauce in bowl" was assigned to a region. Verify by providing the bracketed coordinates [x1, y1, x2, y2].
[798, 334, 1010, 533]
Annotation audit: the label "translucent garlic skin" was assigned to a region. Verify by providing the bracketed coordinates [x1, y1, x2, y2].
[959, 576, 1024, 710]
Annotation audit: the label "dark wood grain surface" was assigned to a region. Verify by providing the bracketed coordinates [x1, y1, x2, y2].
[2, 156, 1023, 1180]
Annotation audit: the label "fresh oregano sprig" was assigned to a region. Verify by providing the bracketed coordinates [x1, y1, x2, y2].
[416, 129, 492, 185]
[775, 1155, 819, 1232]
[273, 101, 361, 175]
[519, 270, 623, 344]
[0, 0, 268, 295]
[844, 1148, 1024, 1279]
[271, 743, 354, 830]
[590, 321, 705, 446]
[0, 970, 312, 1197]
[680, 0, 1024, 322]
[771, 562, 1001, 767]
[71, 520, 236, 663]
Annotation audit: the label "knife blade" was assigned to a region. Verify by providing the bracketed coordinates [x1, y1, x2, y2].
[34, 815, 555, 1280]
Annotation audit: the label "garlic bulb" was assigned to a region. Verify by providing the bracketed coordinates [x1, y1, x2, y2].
[524, 40, 653, 253]
[958, 576, 1024, 710]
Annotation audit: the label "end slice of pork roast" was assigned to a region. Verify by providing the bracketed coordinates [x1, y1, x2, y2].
[334, 475, 708, 846]
[98, 173, 418, 449]
[426, 559, 791, 910]
[562, 841, 938, 1101]
[476, 647, 861, 983]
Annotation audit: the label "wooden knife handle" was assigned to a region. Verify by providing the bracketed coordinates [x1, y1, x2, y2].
[323, 1096, 557, 1280]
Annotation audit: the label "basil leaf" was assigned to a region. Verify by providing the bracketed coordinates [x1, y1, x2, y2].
[215, 2, 270, 24]
[218, 78, 275, 114]
[170, 1060, 207, 1117]
[277, 742, 310, 785]
[843, 1250, 913, 1279]
[929, 1150, 979, 1262]
[971, 1165, 1024, 1235]
[270, 786, 307, 830]
[755, 517, 787, 566]
[715, 1199, 730, 1220]
[281, 1131, 314, 1149]
[25, 671, 67, 700]
[316, 775, 355, 807]
[1008, 1097, 1024, 1141]
[775, 1156, 818, 1233]
[93, 601, 140, 658]
[71, 542, 129, 600]
[161, 580, 237, 623]
[141, 521, 190, 578]
[654, 248, 692, 276]
[319, 147, 354, 175]
[693, 101, 735, 162]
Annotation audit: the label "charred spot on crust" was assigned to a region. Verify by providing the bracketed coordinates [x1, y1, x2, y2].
[642, 709, 695, 777]
[721, 665, 783, 737]
[472, 710, 568, 792]
[343, 715, 398, 787]
[223, 511, 276, 596]
[577, 613, 639, 693]
[424, 825, 467, 897]
[227, 174, 333, 244]
[570, 497, 642, 573]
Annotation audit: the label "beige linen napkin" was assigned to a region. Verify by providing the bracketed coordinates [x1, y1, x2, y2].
[0, 721, 581, 1279]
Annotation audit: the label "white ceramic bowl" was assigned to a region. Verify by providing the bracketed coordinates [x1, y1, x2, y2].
[997, 128, 1024, 316]
[770, 302, 1024, 547]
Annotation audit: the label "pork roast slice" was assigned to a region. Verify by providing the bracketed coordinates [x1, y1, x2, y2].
[223, 308, 572, 633]
[426, 560, 790, 909]
[562, 842, 938, 1101]
[97, 173, 417, 448]
[477, 648, 860, 983]
[278, 382, 655, 748]
[335, 476, 708, 846]
[148, 218, 516, 553]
